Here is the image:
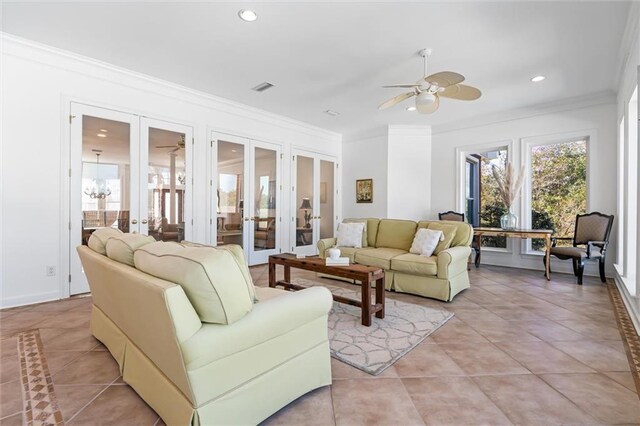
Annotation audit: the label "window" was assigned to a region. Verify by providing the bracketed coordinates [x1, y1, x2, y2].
[529, 139, 587, 251]
[624, 86, 638, 289]
[465, 148, 508, 248]
[218, 173, 240, 214]
[617, 117, 625, 269]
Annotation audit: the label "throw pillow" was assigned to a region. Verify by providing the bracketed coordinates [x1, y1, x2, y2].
[428, 223, 458, 255]
[87, 227, 124, 255]
[105, 234, 156, 267]
[410, 228, 444, 257]
[336, 222, 365, 248]
[343, 218, 368, 247]
[134, 242, 255, 325]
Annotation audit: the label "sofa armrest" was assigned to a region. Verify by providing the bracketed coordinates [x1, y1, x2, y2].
[181, 286, 333, 369]
[437, 246, 471, 279]
[317, 238, 337, 258]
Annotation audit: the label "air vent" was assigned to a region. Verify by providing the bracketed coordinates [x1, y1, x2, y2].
[251, 82, 274, 92]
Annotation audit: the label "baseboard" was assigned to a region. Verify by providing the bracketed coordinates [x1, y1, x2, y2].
[614, 272, 640, 334]
[0, 291, 61, 309]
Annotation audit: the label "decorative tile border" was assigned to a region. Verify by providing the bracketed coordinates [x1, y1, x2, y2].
[607, 281, 640, 396]
[17, 329, 64, 425]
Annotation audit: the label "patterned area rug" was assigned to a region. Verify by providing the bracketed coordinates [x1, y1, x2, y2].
[293, 278, 454, 375]
[607, 281, 640, 395]
[17, 329, 64, 425]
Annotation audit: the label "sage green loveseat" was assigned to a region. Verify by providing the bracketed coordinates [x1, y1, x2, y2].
[317, 218, 473, 301]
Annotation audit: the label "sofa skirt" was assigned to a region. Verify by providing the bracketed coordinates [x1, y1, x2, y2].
[90, 305, 332, 425]
[389, 270, 470, 302]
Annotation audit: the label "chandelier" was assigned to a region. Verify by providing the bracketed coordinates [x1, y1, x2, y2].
[84, 153, 111, 199]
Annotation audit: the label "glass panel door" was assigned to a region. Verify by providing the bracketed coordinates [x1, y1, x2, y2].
[216, 140, 246, 247]
[291, 150, 337, 256]
[318, 158, 336, 240]
[70, 103, 139, 295]
[141, 118, 192, 242]
[295, 154, 315, 254]
[249, 142, 281, 264]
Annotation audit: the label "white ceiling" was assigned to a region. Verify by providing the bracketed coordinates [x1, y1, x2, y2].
[2, 1, 630, 136]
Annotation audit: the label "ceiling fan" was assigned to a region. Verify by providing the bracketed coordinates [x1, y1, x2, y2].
[156, 135, 186, 153]
[379, 48, 481, 114]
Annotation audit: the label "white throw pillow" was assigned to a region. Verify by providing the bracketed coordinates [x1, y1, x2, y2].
[410, 228, 444, 257]
[336, 222, 365, 248]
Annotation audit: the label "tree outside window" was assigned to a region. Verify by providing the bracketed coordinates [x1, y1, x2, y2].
[530, 139, 587, 251]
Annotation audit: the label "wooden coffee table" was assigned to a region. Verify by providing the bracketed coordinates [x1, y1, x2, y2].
[268, 253, 385, 326]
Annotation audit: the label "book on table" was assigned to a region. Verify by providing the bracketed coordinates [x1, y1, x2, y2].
[325, 257, 349, 266]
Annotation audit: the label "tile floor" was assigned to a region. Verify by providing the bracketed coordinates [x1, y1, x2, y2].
[1, 265, 639, 425]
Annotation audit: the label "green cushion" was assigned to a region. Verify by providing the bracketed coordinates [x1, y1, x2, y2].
[375, 219, 417, 250]
[390, 253, 438, 276]
[427, 223, 457, 254]
[87, 227, 124, 255]
[418, 220, 473, 247]
[105, 234, 156, 266]
[355, 248, 407, 270]
[134, 242, 255, 325]
[328, 246, 365, 263]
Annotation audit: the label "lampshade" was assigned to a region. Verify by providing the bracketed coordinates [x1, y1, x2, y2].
[299, 198, 312, 210]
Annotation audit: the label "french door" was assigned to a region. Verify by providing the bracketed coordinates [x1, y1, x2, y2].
[291, 149, 337, 256]
[211, 133, 281, 265]
[69, 103, 192, 295]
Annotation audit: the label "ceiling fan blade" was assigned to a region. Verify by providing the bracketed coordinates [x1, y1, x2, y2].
[378, 92, 416, 110]
[157, 145, 177, 148]
[416, 94, 440, 114]
[439, 84, 482, 100]
[170, 147, 180, 153]
[425, 71, 465, 87]
[383, 84, 421, 88]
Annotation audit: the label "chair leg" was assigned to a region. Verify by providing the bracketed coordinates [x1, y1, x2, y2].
[577, 260, 585, 285]
[543, 255, 552, 274]
[474, 247, 481, 268]
[572, 259, 578, 276]
[599, 257, 606, 283]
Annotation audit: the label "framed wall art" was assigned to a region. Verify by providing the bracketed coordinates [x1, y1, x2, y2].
[356, 179, 373, 203]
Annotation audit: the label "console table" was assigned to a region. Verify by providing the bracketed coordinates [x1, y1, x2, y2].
[473, 228, 553, 280]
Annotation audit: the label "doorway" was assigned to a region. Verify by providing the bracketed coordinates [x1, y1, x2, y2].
[290, 149, 337, 256]
[69, 103, 192, 295]
[212, 133, 282, 265]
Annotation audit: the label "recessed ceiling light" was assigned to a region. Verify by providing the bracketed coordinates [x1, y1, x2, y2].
[406, 106, 417, 112]
[231, 149, 237, 153]
[324, 110, 340, 116]
[99, 128, 108, 132]
[97, 133, 107, 138]
[531, 75, 546, 82]
[238, 9, 257, 22]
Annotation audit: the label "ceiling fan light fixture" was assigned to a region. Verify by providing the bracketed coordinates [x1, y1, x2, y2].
[97, 133, 107, 138]
[415, 92, 437, 111]
[238, 9, 258, 22]
[531, 75, 546, 82]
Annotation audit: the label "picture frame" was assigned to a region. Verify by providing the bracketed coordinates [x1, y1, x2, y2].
[356, 179, 373, 203]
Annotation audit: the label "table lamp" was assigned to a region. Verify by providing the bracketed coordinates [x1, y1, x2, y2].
[299, 198, 312, 228]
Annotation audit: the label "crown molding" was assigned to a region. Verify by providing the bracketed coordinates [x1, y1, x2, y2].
[0, 32, 341, 142]
[615, 1, 640, 93]
[432, 90, 616, 135]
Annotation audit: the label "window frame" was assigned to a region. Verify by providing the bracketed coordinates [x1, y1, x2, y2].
[520, 130, 593, 256]
[455, 139, 514, 253]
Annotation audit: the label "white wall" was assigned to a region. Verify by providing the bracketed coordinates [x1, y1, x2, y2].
[432, 101, 618, 276]
[387, 126, 431, 220]
[342, 133, 388, 219]
[613, 2, 640, 330]
[0, 34, 341, 308]
[342, 125, 432, 221]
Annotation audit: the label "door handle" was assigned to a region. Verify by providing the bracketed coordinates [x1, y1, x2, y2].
[131, 219, 138, 225]
[141, 219, 148, 224]
[244, 217, 250, 222]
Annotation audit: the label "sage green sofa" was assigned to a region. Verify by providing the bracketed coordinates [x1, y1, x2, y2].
[78, 237, 333, 425]
[318, 218, 473, 301]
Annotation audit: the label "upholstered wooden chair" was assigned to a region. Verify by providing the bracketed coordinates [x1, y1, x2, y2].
[544, 212, 614, 285]
[438, 211, 479, 269]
